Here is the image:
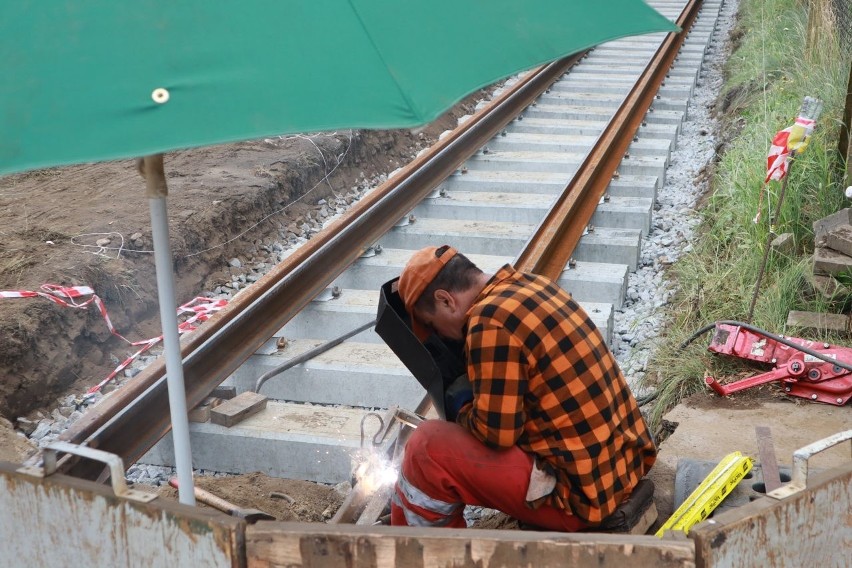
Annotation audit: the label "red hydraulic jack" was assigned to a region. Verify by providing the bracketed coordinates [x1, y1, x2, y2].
[702, 322, 852, 406]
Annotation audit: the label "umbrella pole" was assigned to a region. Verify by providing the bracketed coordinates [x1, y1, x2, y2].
[139, 154, 196, 506]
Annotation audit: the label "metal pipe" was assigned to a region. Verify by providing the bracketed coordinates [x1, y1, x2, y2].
[133, 153, 196, 506]
[149, 195, 196, 506]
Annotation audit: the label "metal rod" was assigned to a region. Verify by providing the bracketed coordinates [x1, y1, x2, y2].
[747, 169, 792, 323]
[254, 319, 377, 394]
[137, 152, 196, 507]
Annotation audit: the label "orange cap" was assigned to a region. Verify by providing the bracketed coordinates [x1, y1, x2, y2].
[397, 245, 457, 340]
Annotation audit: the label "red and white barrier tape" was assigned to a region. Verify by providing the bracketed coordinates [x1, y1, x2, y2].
[0, 284, 227, 393]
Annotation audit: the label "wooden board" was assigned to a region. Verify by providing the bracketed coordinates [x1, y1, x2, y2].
[0, 462, 243, 567]
[211, 392, 268, 427]
[246, 522, 695, 568]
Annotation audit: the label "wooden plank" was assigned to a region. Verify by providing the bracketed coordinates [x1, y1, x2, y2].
[754, 426, 782, 493]
[0, 462, 244, 567]
[211, 392, 268, 427]
[246, 522, 695, 568]
[190, 397, 226, 423]
[189, 404, 211, 423]
[691, 461, 852, 567]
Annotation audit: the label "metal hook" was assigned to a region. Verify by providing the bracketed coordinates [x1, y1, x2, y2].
[360, 412, 385, 449]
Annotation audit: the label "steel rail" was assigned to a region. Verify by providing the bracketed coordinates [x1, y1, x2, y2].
[334, 0, 703, 525]
[59, 54, 582, 479]
[515, 0, 701, 279]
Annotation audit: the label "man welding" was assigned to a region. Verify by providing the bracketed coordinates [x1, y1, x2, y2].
[389, 245, 656, 531]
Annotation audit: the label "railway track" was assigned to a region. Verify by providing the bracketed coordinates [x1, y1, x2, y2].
[57, 0, 723, 525]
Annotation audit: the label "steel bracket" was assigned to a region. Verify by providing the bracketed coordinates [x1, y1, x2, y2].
[17, 441, 157, 503]
[768, 430, 852, 500]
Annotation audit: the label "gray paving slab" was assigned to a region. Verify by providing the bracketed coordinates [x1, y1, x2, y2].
[226, 340, 426, 409]
[141, 402, 367, 484]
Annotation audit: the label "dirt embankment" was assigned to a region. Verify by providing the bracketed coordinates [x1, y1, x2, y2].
[0, 94, 481, 435]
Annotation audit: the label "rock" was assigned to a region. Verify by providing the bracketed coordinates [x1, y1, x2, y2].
[333, 481, 352, 497]
[228, 258, 242, 269]
[30, 421, 52, 441]
[96, 238, 111, 247]
[130, 232, 143, 241]
[16, 417, 37, 436]
[770, 232, 795, 255]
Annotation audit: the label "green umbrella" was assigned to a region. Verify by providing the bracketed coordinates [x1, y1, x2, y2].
[1, 1, 677, 505]
[1, 1, 676, 174]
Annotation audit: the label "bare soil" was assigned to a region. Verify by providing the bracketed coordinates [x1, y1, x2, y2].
[155, 471, 345, 523]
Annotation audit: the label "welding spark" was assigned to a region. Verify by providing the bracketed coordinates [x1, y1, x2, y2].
[352, 449, 399, 493]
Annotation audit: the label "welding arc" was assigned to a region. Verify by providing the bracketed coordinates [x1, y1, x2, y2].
[680, 320, 852, 373]
[254, 319, 377, 393]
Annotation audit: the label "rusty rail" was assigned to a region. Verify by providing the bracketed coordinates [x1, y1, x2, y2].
[59, 55, 582, 479]
[516, 0, 700, 279]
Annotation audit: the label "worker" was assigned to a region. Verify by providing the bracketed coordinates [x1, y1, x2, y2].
[390, 245, 656, 531]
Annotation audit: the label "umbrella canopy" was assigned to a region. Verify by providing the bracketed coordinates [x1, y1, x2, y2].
[1, 1, 676, 175]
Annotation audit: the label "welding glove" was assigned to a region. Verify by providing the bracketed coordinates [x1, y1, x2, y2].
[443, 374, 473, 421]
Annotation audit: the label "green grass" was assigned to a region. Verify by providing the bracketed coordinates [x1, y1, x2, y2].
[642, 0, 852, 428]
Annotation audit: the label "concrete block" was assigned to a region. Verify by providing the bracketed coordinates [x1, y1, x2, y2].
[786, 310, 849, 334]
[769, 232, 795, 255]
[813, 208, 852, 241]
[227, 340, 427, 410]
[806, 273, 850, 299]
[573, 227, 642, 271]
[812, 247, 852, 276]
[825, 225, 852, 258]
[141, 402, 367, 484]
[211, 386, 237, 400]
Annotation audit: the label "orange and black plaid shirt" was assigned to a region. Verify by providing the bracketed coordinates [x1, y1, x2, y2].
[456, 265, 656, 524]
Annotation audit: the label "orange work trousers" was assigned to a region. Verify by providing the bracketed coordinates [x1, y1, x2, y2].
[391, 419, 586, 531]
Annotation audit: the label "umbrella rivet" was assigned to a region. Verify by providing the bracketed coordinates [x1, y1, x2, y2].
[152, 88, 170, 104]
